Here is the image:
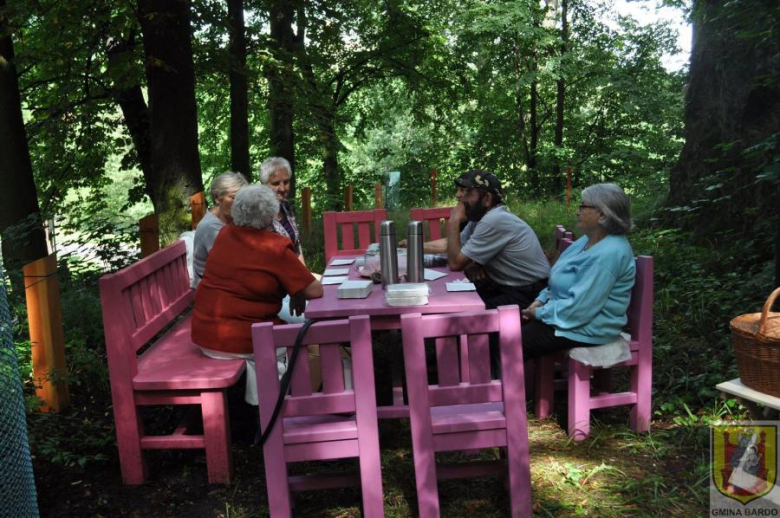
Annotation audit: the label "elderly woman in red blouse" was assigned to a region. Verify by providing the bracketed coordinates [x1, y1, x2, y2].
[192, 184, 323, 405]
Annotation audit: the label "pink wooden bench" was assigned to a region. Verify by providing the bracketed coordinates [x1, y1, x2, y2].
[534, 255, 654, 440]
[99, 240, 245, 484]
[409, 207, 453, 241]
[323, 209, 387, 263]
[253, 316, 384, 517]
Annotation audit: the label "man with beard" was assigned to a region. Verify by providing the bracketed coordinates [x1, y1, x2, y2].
[444, 170, 550, 310]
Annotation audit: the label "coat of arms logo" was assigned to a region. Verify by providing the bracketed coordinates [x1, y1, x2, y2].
[711, 424, 778, 505]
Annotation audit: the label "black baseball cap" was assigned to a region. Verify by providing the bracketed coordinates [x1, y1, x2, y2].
[454, 170, 504, 199]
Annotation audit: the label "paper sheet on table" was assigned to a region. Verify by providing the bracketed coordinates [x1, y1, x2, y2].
[322, 276, 349, 285]
[446, 281, 476, 292]
[323, 268, 350, 276]
[329, 258, 355, 266]
[424, 269, 447, 281]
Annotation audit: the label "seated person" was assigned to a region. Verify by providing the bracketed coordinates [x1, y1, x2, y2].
[445, 170, 550, 310]
[191, 185, 323, 405]
[192, 171, 248, 287]
[521, 183, 636, 359]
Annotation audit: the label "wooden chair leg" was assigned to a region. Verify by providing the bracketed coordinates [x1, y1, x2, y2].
[568, 360, 591, 441]
[114, 402, 149, 485]
[629, 362, 652, 432]
[201, 390, 233, 484]
[535, 355, 555, 419]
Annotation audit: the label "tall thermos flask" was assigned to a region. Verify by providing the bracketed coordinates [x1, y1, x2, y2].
[407, 221, 424, 283]
[379, 221, 399, 288]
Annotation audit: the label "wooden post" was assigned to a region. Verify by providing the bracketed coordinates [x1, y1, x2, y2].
[344, 184, 354, 211]
[301, 187, 312, 236]
[430, 168, 439, 206]
[23, 254, 69, 412]
[374, 182, 383, 209]
[191, 191, 206, 229]
[139, 214, 160, 258]
[566, 167, 572, 209]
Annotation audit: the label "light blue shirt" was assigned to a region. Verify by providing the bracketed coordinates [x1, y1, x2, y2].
[534, 234, 635, 344]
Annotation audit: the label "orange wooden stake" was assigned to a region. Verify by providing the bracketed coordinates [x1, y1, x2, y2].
[301, 187, 312, 236]
[139, 214, 160, 258]
[375, 182, 383, 209]
[24, 254, 69, 412]
[344, 184, 354, 211]
[191, 191, 206, 229]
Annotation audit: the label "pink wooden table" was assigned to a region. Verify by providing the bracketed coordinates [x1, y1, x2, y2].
[305, 258, 485, 418]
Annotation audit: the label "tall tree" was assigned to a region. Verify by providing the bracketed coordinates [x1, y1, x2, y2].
[264, 0, 298, 196]
[138, 0, 204, 239]
[227, 0, 251, 180]
[0, 0, 48, 271]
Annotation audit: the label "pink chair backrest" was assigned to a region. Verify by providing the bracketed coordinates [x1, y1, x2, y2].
[99, 240, 193, 360]
[401, 306, 525, 408]
[559, 237, 574, 252]
[323, 209, 388, 263]
[627, 256, 654, 351]
[252, 315, 376, 422]
[409, 207, 453, 241]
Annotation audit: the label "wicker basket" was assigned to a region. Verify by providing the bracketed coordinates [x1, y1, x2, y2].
[730, 287, 780, 397]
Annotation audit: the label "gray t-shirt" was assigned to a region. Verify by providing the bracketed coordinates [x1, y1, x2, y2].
[193, 210, 224, 287]
[460, 205, 550, 287]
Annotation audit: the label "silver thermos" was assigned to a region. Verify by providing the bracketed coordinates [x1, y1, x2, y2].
[407, 221, 424, 283]
[379, 221, 399, 288]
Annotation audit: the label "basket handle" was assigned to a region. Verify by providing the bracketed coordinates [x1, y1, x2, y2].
[758, 287, 780, 335]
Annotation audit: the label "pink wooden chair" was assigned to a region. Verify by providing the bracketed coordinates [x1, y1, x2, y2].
[400, 306, 533, 517]
[252, 316, 384, 517]
[323, 209, 388, 263]
[409, 207, 453, 241]
[535, 255, 654, 441]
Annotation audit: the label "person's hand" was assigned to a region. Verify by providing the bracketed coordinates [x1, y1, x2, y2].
[521, 300, 543, 321]
[464, 262, 486, 283]
[398, 239, 407, 248]
[289, 292, 306, 317]
[450, 202, 467, 226]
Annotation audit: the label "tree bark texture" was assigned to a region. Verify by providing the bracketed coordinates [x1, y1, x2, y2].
[265, 0, 297, 198]
[228, 0, 250, 181]
[667, 0, 779, 237]
[138, 0, 204, 241]
[552, 0, 568, 193]
[106, 37, 154, 200]
[0, 0, 49, 271]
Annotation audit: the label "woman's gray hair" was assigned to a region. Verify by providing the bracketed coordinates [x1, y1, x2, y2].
[209, 172, 248, 204]
[582, 183, 633, 235]
[231, 185, 280, 230]
[259, 157, 292, 184]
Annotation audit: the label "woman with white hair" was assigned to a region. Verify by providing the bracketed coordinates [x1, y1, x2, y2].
[521, 183, 636, 359]
[192, 185, 323, 405]
[192, 171, 248, 286]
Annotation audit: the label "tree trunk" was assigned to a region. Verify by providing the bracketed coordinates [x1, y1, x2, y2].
[0, 0, 49, 273]
[137, 0, 204, 241]
[106, 37, 154, 200]
[227, 0, 250, 181]
[321, 115, 341, 210]
[667, 0, 779, 239]
[265, 0, 297, 199]
[552, 0, 568, 194]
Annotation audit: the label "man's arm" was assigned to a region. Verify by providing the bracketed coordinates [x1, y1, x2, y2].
[399, 236, 448, 253]
[447, 204, 471, 271]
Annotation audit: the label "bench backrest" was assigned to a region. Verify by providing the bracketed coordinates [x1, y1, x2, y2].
[409, 207, 453, 241]
[100, 240, 193, 364]
[323, 209, 388, 263]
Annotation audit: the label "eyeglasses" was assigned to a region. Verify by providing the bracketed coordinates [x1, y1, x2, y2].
[578, 204, 597, 210]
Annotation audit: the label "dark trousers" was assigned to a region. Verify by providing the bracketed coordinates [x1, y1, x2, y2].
[480, 278, 548, 375]
[477, 278, 548, 310]
[521, 320, 589, 360]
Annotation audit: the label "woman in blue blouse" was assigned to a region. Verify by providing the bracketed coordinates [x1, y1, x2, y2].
[521, 183, 636, 359]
